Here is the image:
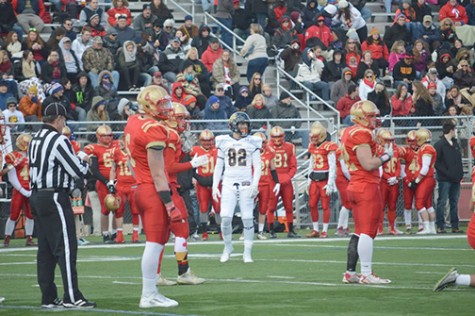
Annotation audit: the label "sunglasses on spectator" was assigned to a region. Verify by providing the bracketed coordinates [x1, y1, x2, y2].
[254, 78, 261, 81]
[366, 75, 373, 78]
[64, 23, 72, 26]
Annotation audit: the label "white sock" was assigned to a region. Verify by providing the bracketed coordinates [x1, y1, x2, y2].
[456, 274, 471, 286]
[338, 207, 349, 228]
[258, 223, 264, 233]
[423, 221, 430, 231]
[221, 217, 233, 253]
[323, 223, 329, 233]
[5, 218, 15, 236]
[141, 241, 163, 297]
[25, 218, 34, 236]
[417, 211, 423, 229]
[174, 237, 187, 252]
[358, 233, 373, 276]
[429, 221, 436, 232]
[242, 218, 254, 254]
[117, 228, 123, 232]
[312, 222, 319, 231]
[134, 227, 140, 232]
[404, 209, 412, 226]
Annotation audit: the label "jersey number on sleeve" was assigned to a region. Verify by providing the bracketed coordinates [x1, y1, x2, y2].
[228, 148, 246, 167]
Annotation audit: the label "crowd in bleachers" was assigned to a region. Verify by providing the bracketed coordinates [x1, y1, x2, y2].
[0, 0, 475, 133]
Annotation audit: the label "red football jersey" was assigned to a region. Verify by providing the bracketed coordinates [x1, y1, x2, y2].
[416, 143, 436, 178]
[190, 145, 217, 177]
[70, 140, 81, 154]
[470, 137, 475, 159]
[269, 142, 297, 184]
[5, 151, 29, 189]
[163, 127, 192, 185]
[336, 147, 348, 180]
[377, 143, 401, 180]
[112, 146, 135, 186]
[308, 141, 338, 172]
[341, 125, 379, 184]
[399, 145, 418, 181]
[84, 143, 115, 178]
[259, 146, 276, 185]
[123, 114, 169, 184]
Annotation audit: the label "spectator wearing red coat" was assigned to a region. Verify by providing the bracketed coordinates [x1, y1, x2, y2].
[201, 37, 223, 72]
[391, 83, 414, 116]
[107, 0, 132, 27]
[361, 28, 389, 71]
[336, 84, 360, 125]
[304, 15, 333, 49]
[439, 0, 468, 26]
[344, 38, 361, 79]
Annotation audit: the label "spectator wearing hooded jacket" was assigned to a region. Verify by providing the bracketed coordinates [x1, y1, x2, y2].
[58, 37, 80, 83]
[18, 85, 41, 129]
[72, 72, 94, 112]
[439, 0, 468, 26]
[163, 37, 186, 79]
[295, 47, 330, 101]
[203, 95, 228, 132]
[421, 67, 446, 100]
[323, 50, 346, 87]
[384, 13, 412, 51]
[234, 85, 252, 112]
[302, 0, 321, 28]
[272, 16, 298, 50]
[268, 0, 289, 33]
[331, 67, 355, 106]
[150, 19, 169, 52]
[117, 41, 141, 91]
[191, 24, 212, 57]
[304, 15, 333, 49]
[79, 0, 108, 28]
[201, 37, 223, 72]
[171, 81, 187, 104]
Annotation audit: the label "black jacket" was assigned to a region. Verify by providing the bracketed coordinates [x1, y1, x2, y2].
[434, 136, 464, 183]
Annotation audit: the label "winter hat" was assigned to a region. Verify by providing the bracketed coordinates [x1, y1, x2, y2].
[338, 0, 349, 9]
[153, 71, 162, 78]
[28, 85, 38, 94]
[290, 11, 300, 23]
[317, 0, 328, 6]
[0, 80, 7, 87]
[239, 86, 250, 94]
[117, 98, 130, 115]
[324, 4, 337, 15]
[90, 13, 99, 21]
[423, 15, 432, 24]
[183, 95, 197, 106]
[163, 19, 175, 27]
[6, 97, 17, 106]
[92, 96, 106, 108]
[142, 3, 151, 10]
[209, 95, 220, 105]
[428, 82, 437, 89]
[93, 36, 103, 44]
[279, 91, 291, 101]
[370, 27, 379, 36]
[184, 15, 193, 22]
[402, 0, 411, 4]
[50, 83, 64, 95]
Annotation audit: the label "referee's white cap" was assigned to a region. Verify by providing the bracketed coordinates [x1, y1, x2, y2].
[44, 102, 67, 117]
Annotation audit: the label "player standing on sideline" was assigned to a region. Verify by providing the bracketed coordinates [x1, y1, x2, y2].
[190, 130, 220, 241]
[411, 128, 437, 235]
[124, 86, 180, 308]
[84, 125, 119, 243]
[110, 135, 141, 243]
[377, 129, 402, 235]
[158, 102, 207, 285]
[306, 123, 338, 239]
[3, 134, 35, 247]
[341, 100, 392, 285]
[399, 130, 420, 233]
[29, 103, 95, 309]
[62, 127, 81, 154]
[268, 126, 299, 238]
[335, 128, 352, 237]
[254, 132, 280, 240]
[212, 112, 262, 263]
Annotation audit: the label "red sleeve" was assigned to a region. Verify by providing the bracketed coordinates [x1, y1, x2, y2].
[5, 152, 16, 165]
[39, 0, 46, 17]
[383, 44, 389, 60]
[164, 148, 192, 174]
[470, 137, 475, 158]
[461, 7, 468, 24]
[84, 144, 95, 156]
[328, 142, 338, 152]
[287, 144, 297, 178]
[394, 147, 401, 178]
[351, 128, 373, 149]
[439, 5, 448, 21]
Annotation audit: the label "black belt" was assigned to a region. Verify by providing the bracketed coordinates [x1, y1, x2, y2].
[33, 188, 69, 193]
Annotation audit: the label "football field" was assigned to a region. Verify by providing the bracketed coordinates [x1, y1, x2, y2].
[0, 233, 474, 315]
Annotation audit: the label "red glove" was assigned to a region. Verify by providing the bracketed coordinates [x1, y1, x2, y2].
[167, 205, 183, 222]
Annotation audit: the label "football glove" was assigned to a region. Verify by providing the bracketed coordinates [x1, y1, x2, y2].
[166, 204, 183, 222]
[273, 183, 281, 196]
[191, 153, 209, 168]
[212, 186, 221, 202]
[107, 180, 116, 194]
[387, 177, 398, 186]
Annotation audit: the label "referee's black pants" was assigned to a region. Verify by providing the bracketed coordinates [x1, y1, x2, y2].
[31, 190, 85, 305]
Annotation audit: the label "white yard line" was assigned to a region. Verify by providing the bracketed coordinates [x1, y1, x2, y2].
[0, 305, 198, 315]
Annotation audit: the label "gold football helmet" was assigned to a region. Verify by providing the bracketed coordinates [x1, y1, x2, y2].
[270, 126, 285, 147]
[406, 130, 418, 149]
[62, 126, 72, 138]
[137, 85, 172, 120]
[309, 122, 327, 145]
[253, 132, 267, 150]
[16, 133, 32, 152]
[199, 129, 215, 150]
[350, 100, 380, 130]
[96, 125, 113, 146]
[166, 102, 190, 133]
[415, 128, 432, 146]
[104, 193, 121, 212]
[378, 129, 394, 145]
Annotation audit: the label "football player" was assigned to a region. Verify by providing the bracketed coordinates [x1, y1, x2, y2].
[62, 126, 81, 154]
[124, 85, 180, 308]
[341, 100, 392, 284]
[3, 133, 35, 247]
[377, 129, 402, 235]
[84, 125, 120, 243]
[411, 128, 437, 235]
[190, 129, 220, 241]
[399, 130, 420, 233]
[335, 127, 352, 237]
[306, 123, 337, 238]
[212, 112, 262, 263]
[254, 132, 280, 240]
[159, 102, 207, 285]
[109, 135, 140, 243]
[268, 126, 299, 238]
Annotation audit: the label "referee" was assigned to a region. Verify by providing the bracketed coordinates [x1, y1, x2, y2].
[28, 103, 96, 309]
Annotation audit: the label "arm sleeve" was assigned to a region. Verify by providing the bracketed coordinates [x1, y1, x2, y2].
[7, 169, 25, 193]
[89, 156, 108, 184]
[328, 152, 336, 184]
[340, 159, 351, 180]
[212, 153, 224, 190]
[419, 155, 431, 176]
[163, 147, 192, 175]
[251, 149, 261, 188]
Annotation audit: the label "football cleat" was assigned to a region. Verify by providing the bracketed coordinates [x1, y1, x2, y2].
[41, 298, 63, 309]
[306, 230, 320, 238]
[335, 227, 345, 237]
[342, 272, 361, 284]
[243, 249, 253, 263]
[156, 274, 177, 286]
[433, 267, 458, 292]
[389, 228, 403, 236]
[344, 228, 351, 236]
[115, 231, 125, 243]
[287, 231, 301, 238]
[416, 229, 430, 235]
[139, 293, 178, 308]
[3, 235, 10, 248]
[202, 232, 209, 241]
[78, 238, 90, 246]
[103, 234, 115, 244]
[25, 236, 37, 247]
[269, 231, 277, 239]
[320, 232, 328, 238]
[405, 225, 412, 234]
[131, 231, 140, 243]
[220, 246, 233, 263]
[359, 273, 391, 284]
[257, 232, 267, 240]
[63, 299, 96, 309]
[177, 269, 205, 285]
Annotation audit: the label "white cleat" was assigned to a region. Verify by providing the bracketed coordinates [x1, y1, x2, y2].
[220, 247, 233, 263]
[156, 274, 177, 286]
[416, 229, 430, 235]
[359, 273, 391, 284]
[434, 267, 458, 292]
[177, 269, 205, 285]
[342, 272, 361, 284]
[139, 293, 178, 308]
[243, 252, 254, 263]
[257, 232, 267, 240]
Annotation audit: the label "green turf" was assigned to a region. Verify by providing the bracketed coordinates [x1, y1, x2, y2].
[1, 232, 474, 316]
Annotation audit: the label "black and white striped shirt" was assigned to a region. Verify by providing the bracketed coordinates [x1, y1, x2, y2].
[28, 124, 89, 190]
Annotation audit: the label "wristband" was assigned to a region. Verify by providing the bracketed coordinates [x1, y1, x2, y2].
[158, 190, 172, 204]
[271, 169, 279, 183]
[379, 153, 391, 164]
